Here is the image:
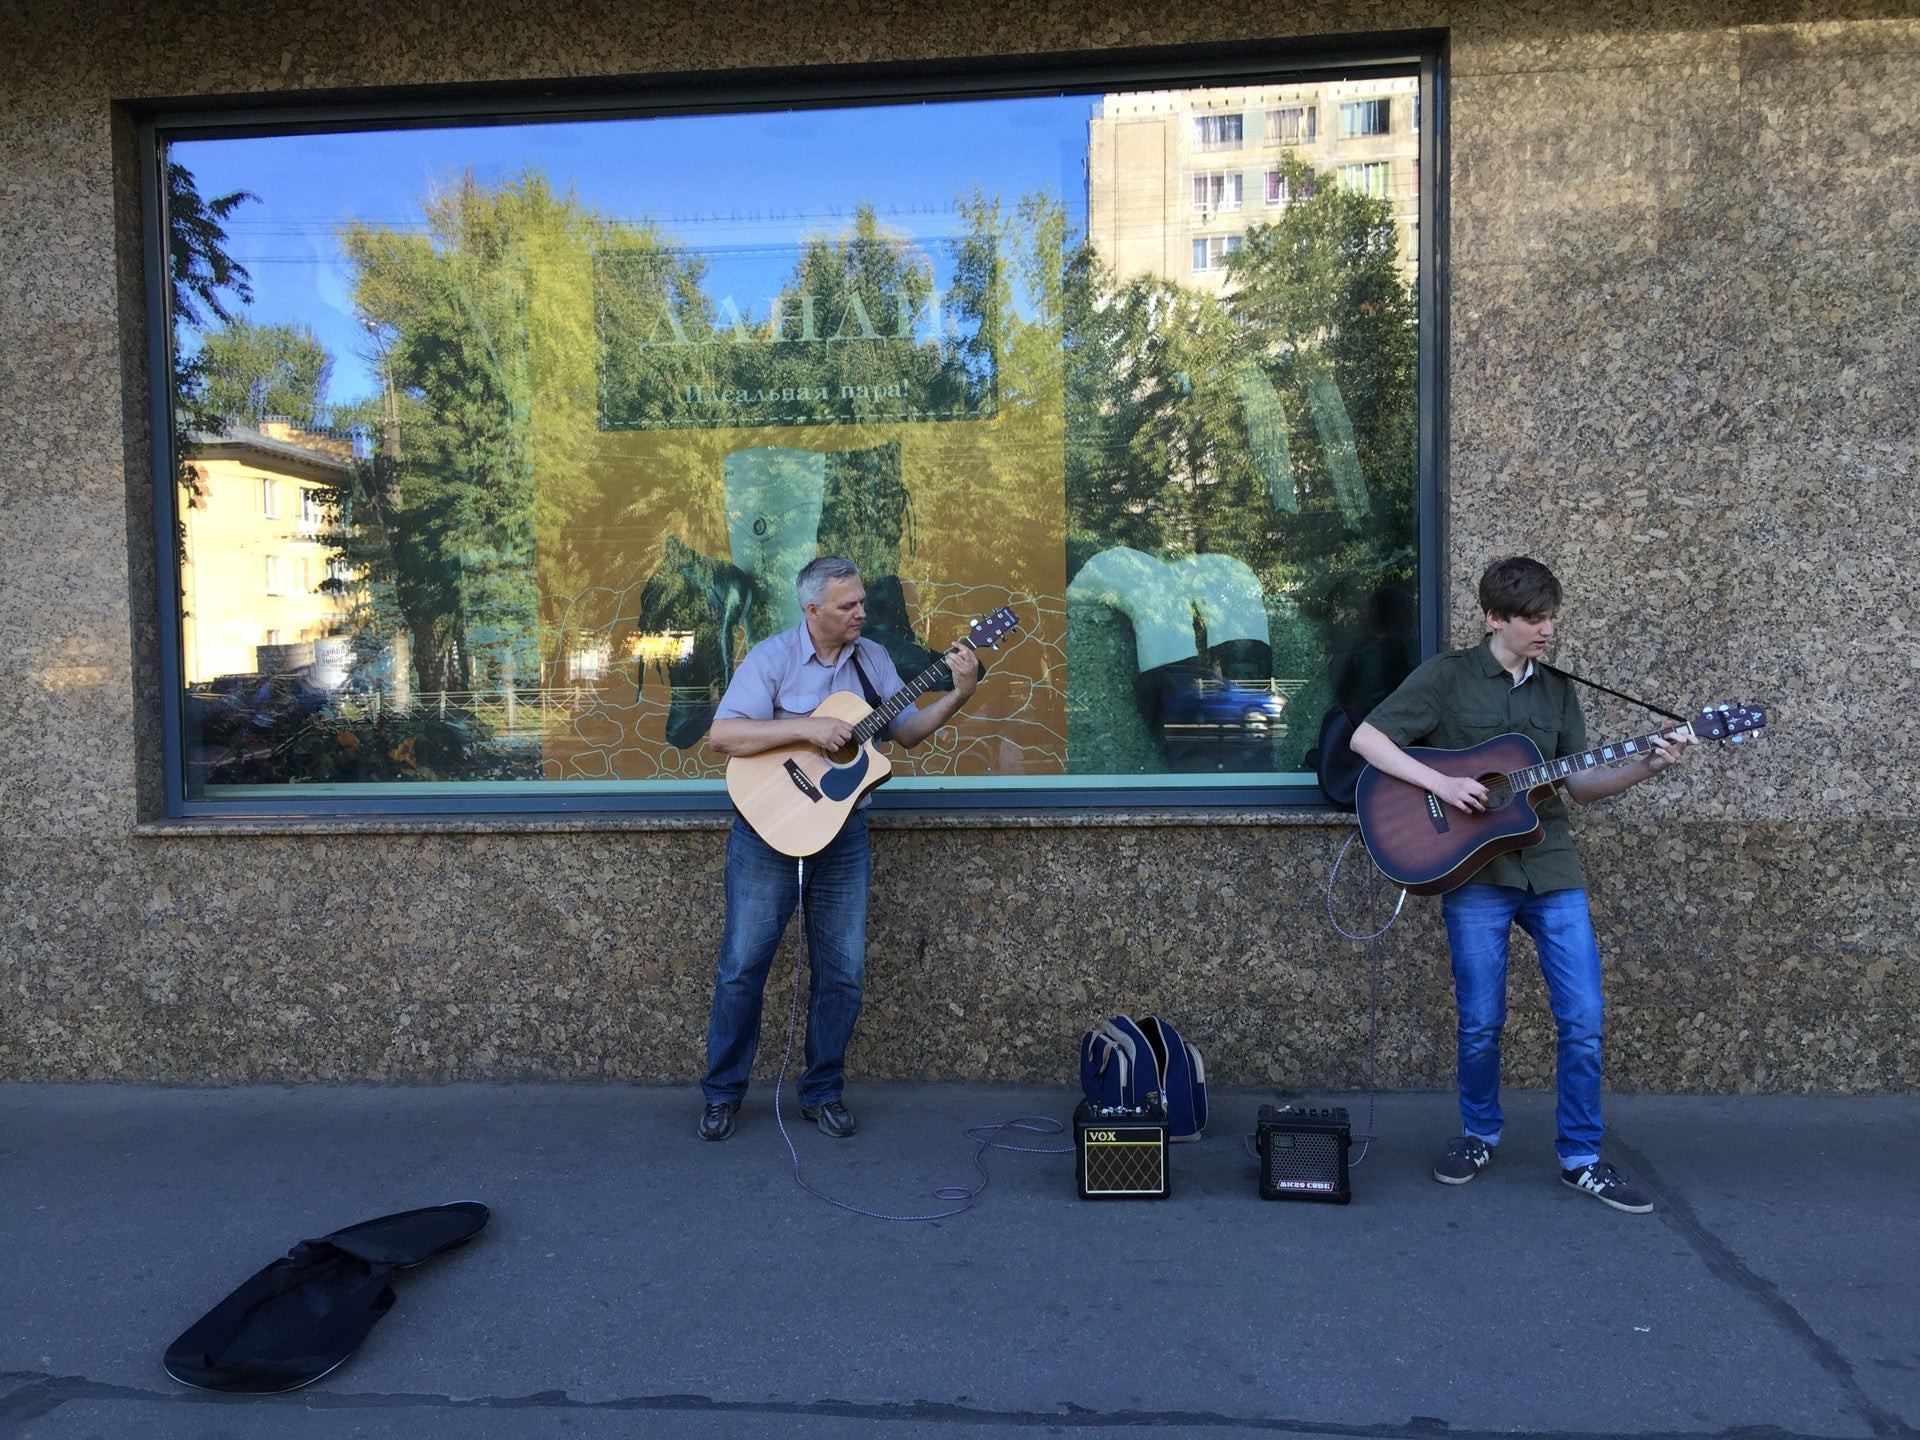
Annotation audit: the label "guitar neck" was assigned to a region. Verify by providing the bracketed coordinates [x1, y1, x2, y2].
[1506, 721, 1697, 792]
[849, 644, 969, 745]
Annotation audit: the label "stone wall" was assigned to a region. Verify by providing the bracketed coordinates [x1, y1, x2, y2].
[2, 1, 1914, 1089]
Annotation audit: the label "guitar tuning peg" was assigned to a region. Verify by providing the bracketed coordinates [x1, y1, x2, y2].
[1731, 734, 1745, 744]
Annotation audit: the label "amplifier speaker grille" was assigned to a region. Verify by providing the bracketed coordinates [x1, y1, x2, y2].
[1256, 1105, 1352, 1204]
[1074, 1098, 1170, 1199]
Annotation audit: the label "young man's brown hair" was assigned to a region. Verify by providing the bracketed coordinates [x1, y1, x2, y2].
[1477, 556, 1563, 621]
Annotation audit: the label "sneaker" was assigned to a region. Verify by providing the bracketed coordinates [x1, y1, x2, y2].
[1561, 1160, 1653, 1213]
[799, 1098, 858, 1138]
[1433, 1135, 1493, 1185]
[697, 1100, 739, 1142]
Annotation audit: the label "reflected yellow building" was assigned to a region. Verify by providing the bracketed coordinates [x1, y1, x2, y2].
[1088, 78, 1421, 292]
[178, 421, 355, 685]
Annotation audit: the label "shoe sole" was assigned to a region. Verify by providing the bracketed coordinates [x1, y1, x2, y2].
[1562, 1177, 1652, 1213]
[1433, 1167, 1484, 1185]
[800, 1110, 857, 1138]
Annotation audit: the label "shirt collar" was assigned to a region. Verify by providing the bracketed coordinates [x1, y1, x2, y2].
[794, 622, 854, 670]
[1475, 633, 1534, 688]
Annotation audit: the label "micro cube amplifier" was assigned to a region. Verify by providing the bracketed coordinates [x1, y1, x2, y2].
[1256, 1105, 1351, 1204]
[1074, 1097, 1170, 1199]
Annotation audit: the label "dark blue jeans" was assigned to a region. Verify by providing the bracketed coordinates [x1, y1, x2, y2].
[1440, 883, 1605, 1169]
[702, 812, 870, 1109]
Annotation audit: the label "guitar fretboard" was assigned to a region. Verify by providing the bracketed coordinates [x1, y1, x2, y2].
[850, 649, 964, 745]
[1506, 723, 1696, 792]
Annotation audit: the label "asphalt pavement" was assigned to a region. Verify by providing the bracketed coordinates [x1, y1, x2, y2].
[1, 1081, 1916, 1439]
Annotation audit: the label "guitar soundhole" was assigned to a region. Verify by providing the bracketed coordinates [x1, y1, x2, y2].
[826, 741, 859, 766]
[1481, 775, 1513, 811]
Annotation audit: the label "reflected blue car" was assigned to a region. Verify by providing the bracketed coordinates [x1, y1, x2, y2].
[187, 672, 335, 741]
[1159, 663, 1285, 739]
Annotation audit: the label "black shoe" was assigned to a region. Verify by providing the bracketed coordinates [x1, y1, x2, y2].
[1561, 1161, 1653, 1213]
[698, 1100, 739, 1142]
[1433, 1135, 1493, 1184]
[799, 1099, 857, 1138]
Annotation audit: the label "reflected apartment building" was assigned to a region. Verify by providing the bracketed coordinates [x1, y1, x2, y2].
[1087, 78, 1421, 291]
[178, 420, 356, 686]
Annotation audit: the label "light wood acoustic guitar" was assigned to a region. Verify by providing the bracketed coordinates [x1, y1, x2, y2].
[725, 607, 1020, 857]
[1354, 701, 1766, 894]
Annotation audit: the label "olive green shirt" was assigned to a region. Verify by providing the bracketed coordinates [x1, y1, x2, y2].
[1362, 636, 1589, 893]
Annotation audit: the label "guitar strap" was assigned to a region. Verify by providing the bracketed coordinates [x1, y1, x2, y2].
[849, 645, 889, 738]
[1538, 662, 1687, 724]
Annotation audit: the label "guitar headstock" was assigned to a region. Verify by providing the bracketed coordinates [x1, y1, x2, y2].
[965, 607, 1021, 651]
[1693, 701, 1766, 743]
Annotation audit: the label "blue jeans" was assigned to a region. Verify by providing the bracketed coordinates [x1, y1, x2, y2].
[703, 813, 870, 1108]
[1440, 883, 1604, 1169]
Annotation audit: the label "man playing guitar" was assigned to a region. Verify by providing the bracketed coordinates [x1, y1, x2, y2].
[1347, 556, 1691, 1212]
[696, 556, 980, 1142]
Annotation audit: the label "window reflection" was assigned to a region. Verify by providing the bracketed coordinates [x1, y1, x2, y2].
[165, 70, 1424, 801]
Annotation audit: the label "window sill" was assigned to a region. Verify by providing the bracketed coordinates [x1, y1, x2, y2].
[133, 806, 1357, 838]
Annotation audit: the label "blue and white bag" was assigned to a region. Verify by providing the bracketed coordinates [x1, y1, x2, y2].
[1079, 1014, 1157, 1109]
[1078, 1012, 1207, 1141]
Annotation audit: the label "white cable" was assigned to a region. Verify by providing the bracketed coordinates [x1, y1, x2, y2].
[1325, 830, 1406, 942]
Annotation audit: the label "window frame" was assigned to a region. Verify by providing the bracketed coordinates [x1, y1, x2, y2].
[1191, 170, 1245, 213]
[139, 38, 1447, 821]
[1339, 96, 1393, 138]
[1339, 159, 1393, 198]
[1190, 232, 1245, 271]
[1192, 111, 1246, 151]
[1266, 105, 1318, 145]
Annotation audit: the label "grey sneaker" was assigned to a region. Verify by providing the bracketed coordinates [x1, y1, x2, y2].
[799, 1098, 858, 1138]
[1561, 1161, 1653, 1213]
[1433, 1135, 1493, 1184]
[697, 1100, 739, 1142]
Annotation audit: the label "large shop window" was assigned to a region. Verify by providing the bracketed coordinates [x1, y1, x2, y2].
[148, 45, 1440, 817]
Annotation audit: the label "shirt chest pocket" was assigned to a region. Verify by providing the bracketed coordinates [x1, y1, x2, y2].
[1511, 704, 1566, 759]
[1453, 702, 1559, 758]
[1450, 704, 1519, 742]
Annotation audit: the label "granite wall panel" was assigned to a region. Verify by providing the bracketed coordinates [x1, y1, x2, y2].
[1, 819, 1912, 1089]
[1, 0, 1915, 1089]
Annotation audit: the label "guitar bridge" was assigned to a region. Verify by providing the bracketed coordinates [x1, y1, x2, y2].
[1425, 791, 1450, 834]
[783, 759, 823, 803]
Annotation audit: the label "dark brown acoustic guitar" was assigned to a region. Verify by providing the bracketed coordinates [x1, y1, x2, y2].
[1354, 701, 1766, 894]
[725, 607, 1020, 857]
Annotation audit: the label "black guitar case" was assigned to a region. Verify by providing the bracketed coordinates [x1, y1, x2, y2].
[163, 1201, 489, 1393]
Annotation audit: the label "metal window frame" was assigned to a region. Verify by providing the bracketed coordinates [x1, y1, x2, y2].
[139, 33, 1448, 822]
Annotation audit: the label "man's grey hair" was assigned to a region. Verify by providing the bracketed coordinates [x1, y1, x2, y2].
[796, 555, 861, 609]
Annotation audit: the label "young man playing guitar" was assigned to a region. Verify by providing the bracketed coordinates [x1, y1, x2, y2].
[696, 556, 980, 1141]
[1347, 557, 1691, 1212]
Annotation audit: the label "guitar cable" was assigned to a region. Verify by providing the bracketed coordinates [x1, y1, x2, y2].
[1326, 830, 1406, 944]
[765, 856, 1072, 1222]
[1317, 831, 1406, 1165]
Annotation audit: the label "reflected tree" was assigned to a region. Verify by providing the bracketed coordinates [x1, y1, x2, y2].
[1225, 151, 1418, 592]
[192, 318, 333, 428]
[166, 159, 255, 498]
[339, 169, 702, 698]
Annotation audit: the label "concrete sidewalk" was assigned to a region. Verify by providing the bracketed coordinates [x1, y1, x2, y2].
[1, 1082, 1915, 1439]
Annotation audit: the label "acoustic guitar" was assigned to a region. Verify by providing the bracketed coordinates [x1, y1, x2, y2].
[1354, 701, 1766, 895]
[725, 607, 1020, 857]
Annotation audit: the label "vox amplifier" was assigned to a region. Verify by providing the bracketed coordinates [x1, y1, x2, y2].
[1256, 1105, 1352, 1204]
[1074, 1097, 1170, 1199]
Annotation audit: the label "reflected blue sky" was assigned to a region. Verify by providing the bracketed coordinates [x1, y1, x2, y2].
[172, 95, 1097, 405]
